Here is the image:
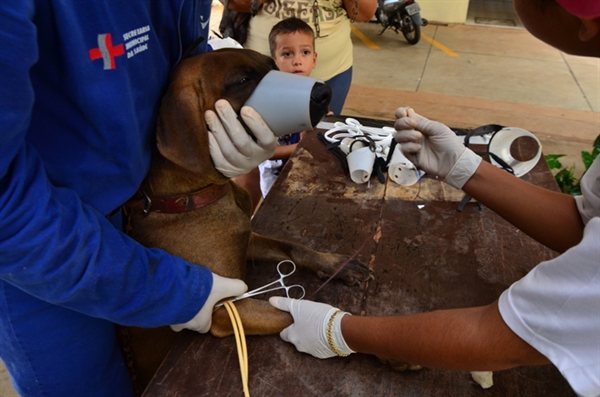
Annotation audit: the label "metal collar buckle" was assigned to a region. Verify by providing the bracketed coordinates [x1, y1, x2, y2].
[141, 190, 152, 215]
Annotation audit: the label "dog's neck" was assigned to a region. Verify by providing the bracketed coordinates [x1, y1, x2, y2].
[143, 154, 226, 197]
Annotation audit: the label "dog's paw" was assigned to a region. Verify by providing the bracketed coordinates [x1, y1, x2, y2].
[318, 258, 373, 286]
[377, 356, 423, 372]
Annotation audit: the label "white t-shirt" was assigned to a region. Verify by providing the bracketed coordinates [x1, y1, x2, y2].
[499, 156, 600, 397]
[258, 158, 284, 198]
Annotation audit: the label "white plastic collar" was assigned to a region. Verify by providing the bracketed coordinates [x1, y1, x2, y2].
[323, 118, 423, 185]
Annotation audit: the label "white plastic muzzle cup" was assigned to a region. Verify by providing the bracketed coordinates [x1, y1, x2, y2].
[487, 127, 542, 177]
[244, 70, 331, 136]
[388, 144, 423, 186]
[346, 145, 376, 184]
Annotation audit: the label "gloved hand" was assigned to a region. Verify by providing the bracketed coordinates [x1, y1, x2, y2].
[393, 107, 482, 189]
[207, 99, 277, 178]
[269, 297, 354, 359]
[170, 273, 247, 333]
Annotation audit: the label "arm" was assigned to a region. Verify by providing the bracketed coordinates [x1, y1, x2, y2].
[343, 0, 378, 22]
[393, 107, 584, 253]
[342, 301, 549, 371]
[463, 161, 584, 253]
[1, 127, 212, 328]
[270, 297, 549, 370]
[271, 143, 298, 160]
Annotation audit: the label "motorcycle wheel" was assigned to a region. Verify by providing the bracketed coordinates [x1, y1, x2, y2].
[401, 13, 420, 45]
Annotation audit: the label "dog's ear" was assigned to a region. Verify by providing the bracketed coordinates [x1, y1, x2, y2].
[266, 54, 277, 70]
[253, 51, 278, 71]
[155, 82, 222, 180]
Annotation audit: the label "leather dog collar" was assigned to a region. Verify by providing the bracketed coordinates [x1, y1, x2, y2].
[123, 183, 230, 215]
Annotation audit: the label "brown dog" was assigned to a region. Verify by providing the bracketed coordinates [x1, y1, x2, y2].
[121, 48, 371, 393]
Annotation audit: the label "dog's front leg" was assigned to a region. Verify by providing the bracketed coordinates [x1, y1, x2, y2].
[246, 233, 372, 286]
[210, 298, 292, 337]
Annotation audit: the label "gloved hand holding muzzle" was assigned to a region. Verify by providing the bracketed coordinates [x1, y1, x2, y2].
[207, 99, 277, 179]
[208, 72, 332, 179]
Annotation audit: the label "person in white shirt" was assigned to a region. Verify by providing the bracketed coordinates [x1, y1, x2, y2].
[267, 1, 600, 396]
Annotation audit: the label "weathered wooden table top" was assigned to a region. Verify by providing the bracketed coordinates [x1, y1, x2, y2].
[143, 119, 574, 397]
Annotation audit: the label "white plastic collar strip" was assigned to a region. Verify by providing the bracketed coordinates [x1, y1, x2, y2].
[323, 118, 395, 158]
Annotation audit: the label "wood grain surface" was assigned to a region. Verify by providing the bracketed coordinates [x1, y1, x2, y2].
[143, 122, 575, 397]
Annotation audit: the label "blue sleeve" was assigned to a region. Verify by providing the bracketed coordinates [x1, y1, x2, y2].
[0, 1, 213, 327]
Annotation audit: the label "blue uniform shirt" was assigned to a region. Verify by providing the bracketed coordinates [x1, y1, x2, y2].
[0, 0, 213, 329]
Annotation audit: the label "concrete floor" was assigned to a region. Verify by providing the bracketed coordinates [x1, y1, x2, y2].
[347, 21, 599, 178]
[2, 3, 598, 397]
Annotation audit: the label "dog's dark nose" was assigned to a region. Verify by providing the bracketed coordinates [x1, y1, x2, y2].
[310, 82, 332, 105]
[309, 83, 333, 127]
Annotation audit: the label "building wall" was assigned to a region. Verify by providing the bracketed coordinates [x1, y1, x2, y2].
[419, 0, 470, 24]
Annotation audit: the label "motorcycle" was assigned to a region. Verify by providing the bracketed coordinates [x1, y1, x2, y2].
[375, 0, 428, 45]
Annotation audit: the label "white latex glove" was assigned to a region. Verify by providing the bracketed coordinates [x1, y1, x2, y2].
[393, 107, 482, 189]
[207, 99, 277, 178]
[269, 297, 354, 359]
[170, 273, 247, 333]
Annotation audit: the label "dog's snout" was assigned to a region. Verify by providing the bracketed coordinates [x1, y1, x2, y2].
[309, 83, 332, 126]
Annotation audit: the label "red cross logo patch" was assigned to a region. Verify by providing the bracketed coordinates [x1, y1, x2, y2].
[89, 33, 125, 70]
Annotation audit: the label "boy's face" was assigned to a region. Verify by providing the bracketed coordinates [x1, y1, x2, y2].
[513, 0, 600, 57]
[272, 32, 317, 76]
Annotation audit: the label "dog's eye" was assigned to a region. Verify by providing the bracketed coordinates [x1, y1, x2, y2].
[222, 72, 261, 106]
[227, 76, 254, 90]
[232, 76, 252, 86]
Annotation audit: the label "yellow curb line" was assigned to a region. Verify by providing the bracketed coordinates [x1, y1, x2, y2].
[350, 24, 380, 50]
[421, 33, 459, 57]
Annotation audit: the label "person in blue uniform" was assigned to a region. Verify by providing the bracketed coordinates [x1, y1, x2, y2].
[0, 1, 276, 396]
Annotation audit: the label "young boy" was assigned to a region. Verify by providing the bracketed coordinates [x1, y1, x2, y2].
[269, 1, 600, 396]
[269, 17, 317, 78]
[234, 18, 318, 211]
[260, 18, 318, 198]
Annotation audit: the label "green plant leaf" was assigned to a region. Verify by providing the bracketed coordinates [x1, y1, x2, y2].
[545, 135, 598, 194]
[554, 168, 578, 194]
[582, 150, 594, 170]
[545, 154, 565, 170]
[580, 135, 599, 173]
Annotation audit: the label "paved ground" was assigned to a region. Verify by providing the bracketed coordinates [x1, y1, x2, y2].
[348, 21, 599, 178]
[2, 4, 598, 396]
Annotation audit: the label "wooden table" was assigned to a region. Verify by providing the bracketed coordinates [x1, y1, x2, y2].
[143, 119, 575, 397]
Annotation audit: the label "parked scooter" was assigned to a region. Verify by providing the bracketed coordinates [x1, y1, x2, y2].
[375, 0, 428, 45]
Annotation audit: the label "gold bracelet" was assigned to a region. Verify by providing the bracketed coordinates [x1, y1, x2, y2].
[326, 310, 350, 357]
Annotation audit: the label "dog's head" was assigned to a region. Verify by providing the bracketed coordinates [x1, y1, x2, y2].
[155, 48, 277, 183]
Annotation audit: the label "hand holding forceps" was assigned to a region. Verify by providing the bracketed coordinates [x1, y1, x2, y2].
[215, 260, 305, 308]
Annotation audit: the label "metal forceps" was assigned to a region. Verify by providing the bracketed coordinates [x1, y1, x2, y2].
[215, 260, 305, 308]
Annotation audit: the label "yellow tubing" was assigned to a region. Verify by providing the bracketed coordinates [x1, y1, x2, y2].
[223, 301, 250, 397]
